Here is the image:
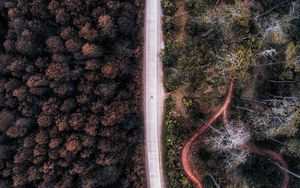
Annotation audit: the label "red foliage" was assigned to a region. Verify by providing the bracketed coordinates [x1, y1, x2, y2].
[46, 36, 65, 53]
[0, 0, 144, 186]
[79, 23, 98, 42]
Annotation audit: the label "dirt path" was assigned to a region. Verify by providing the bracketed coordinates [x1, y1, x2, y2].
[174, 0, 189, 43]
[181, 81, 234, 188]
[181, 81, 289, 188]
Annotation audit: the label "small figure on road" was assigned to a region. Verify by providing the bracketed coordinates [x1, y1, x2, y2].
[150, 96, 154, 100]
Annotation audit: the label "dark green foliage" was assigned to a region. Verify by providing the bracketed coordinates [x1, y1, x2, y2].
[122, 114, 142, 130]
[186, 19, 210, 37]
[289, 17, 300, 42]
[231, 21, 248, 38]
[163, 67, 181, 92]
[163, 98, 193, 188]
[161, 0, 177, 16]
[257, 0, 285, 9]
[185, 0, 217, 16]
[163, 16, 177, 37]
[162, 41, 180, 67]
[238, 155, 285, 187]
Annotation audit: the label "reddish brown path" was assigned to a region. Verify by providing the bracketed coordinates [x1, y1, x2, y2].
[181, 81, 289, 188]
[181, 81, 234, 188]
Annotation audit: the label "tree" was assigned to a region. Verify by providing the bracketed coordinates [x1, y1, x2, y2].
[6, 118, 32, 138]
[46, 36, 65, 53]
[79, 23, 98, 42]
[52, 83, 75, 97]
[35, 130, 49, 145]
[46, 63, 70, 81]
[14, 147, 32, 163]
[122, 114, 142, 130]
[48, 0, 60, 15]
[283, 139, 300, 158]
[16, 29, 40, 56]
[101, 101, 131, 126]
[288, 17, 300, 41]
[60, 98, 77, 112]
[101, 63, 117, 78]
[117, 16, 135, 36]
[62, 0, 84, 15]
[84, 114, 99, 136]
[37, 114, 53, 127]
[252, 98, 300, 139]
[55, 8, 70, 25]
[42, 98, 60, 115]
[26, 74, 49, 88]
[60, 26, 76, 40]
[97, 14, 116, 38]
[0, 110, 16, 132]
[285, 42, 300, 72]
[69, 112, 86, 130]
[82, 43, 103, 58]
[205, 121, 250, 168]
[31, 0, 50, 19]
[161, 0, 177, 16]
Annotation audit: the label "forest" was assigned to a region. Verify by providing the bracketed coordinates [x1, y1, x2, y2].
[162, 0, 300, 187]
[0, 0, 145, 187]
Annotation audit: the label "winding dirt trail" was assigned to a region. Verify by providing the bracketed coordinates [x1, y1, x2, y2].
[181, 81, 289, 188]
[181, 81, 234, 188]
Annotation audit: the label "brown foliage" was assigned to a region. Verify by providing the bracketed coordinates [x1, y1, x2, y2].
[79, 23, 98, 42]
[37, 114, 53, 127]
[46, 63, 70, 81]
[82, 43, 103, 58]
[65, 38, 82, 53]
[101, 63, 117, 78]
[0, 0, 145, 187]
[0, 110, 15, 132]
[46, 36, 65, 53]
[6, 118, 32, 138]
[98, 14, 116, 38]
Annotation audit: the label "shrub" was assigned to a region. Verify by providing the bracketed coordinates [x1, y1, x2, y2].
[283, 139, 300, 158]
[205, 121, 250, 168]
[163, 16, 177, 36]
[163, 67, 181, 91]
[288, 17, 300, 41]
[252, 98, 300, 139]
[162, 40, 181, 67]
[285, 42, 300, 72]
[163, 99, 193, 188]
[161, 0, 177, 16]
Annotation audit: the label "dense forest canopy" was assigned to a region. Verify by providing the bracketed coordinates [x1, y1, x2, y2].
[0, 0, 145, 187]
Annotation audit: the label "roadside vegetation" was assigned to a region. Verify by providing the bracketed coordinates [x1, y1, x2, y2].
[162, 0, 300, 187]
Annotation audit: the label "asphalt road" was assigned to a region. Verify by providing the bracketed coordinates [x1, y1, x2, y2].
[144, 0, 165, 187]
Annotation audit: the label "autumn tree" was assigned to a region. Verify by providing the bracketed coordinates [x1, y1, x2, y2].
[0, 0, 144, 187]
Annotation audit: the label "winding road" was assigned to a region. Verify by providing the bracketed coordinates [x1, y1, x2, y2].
[143, 0, 165, 187]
